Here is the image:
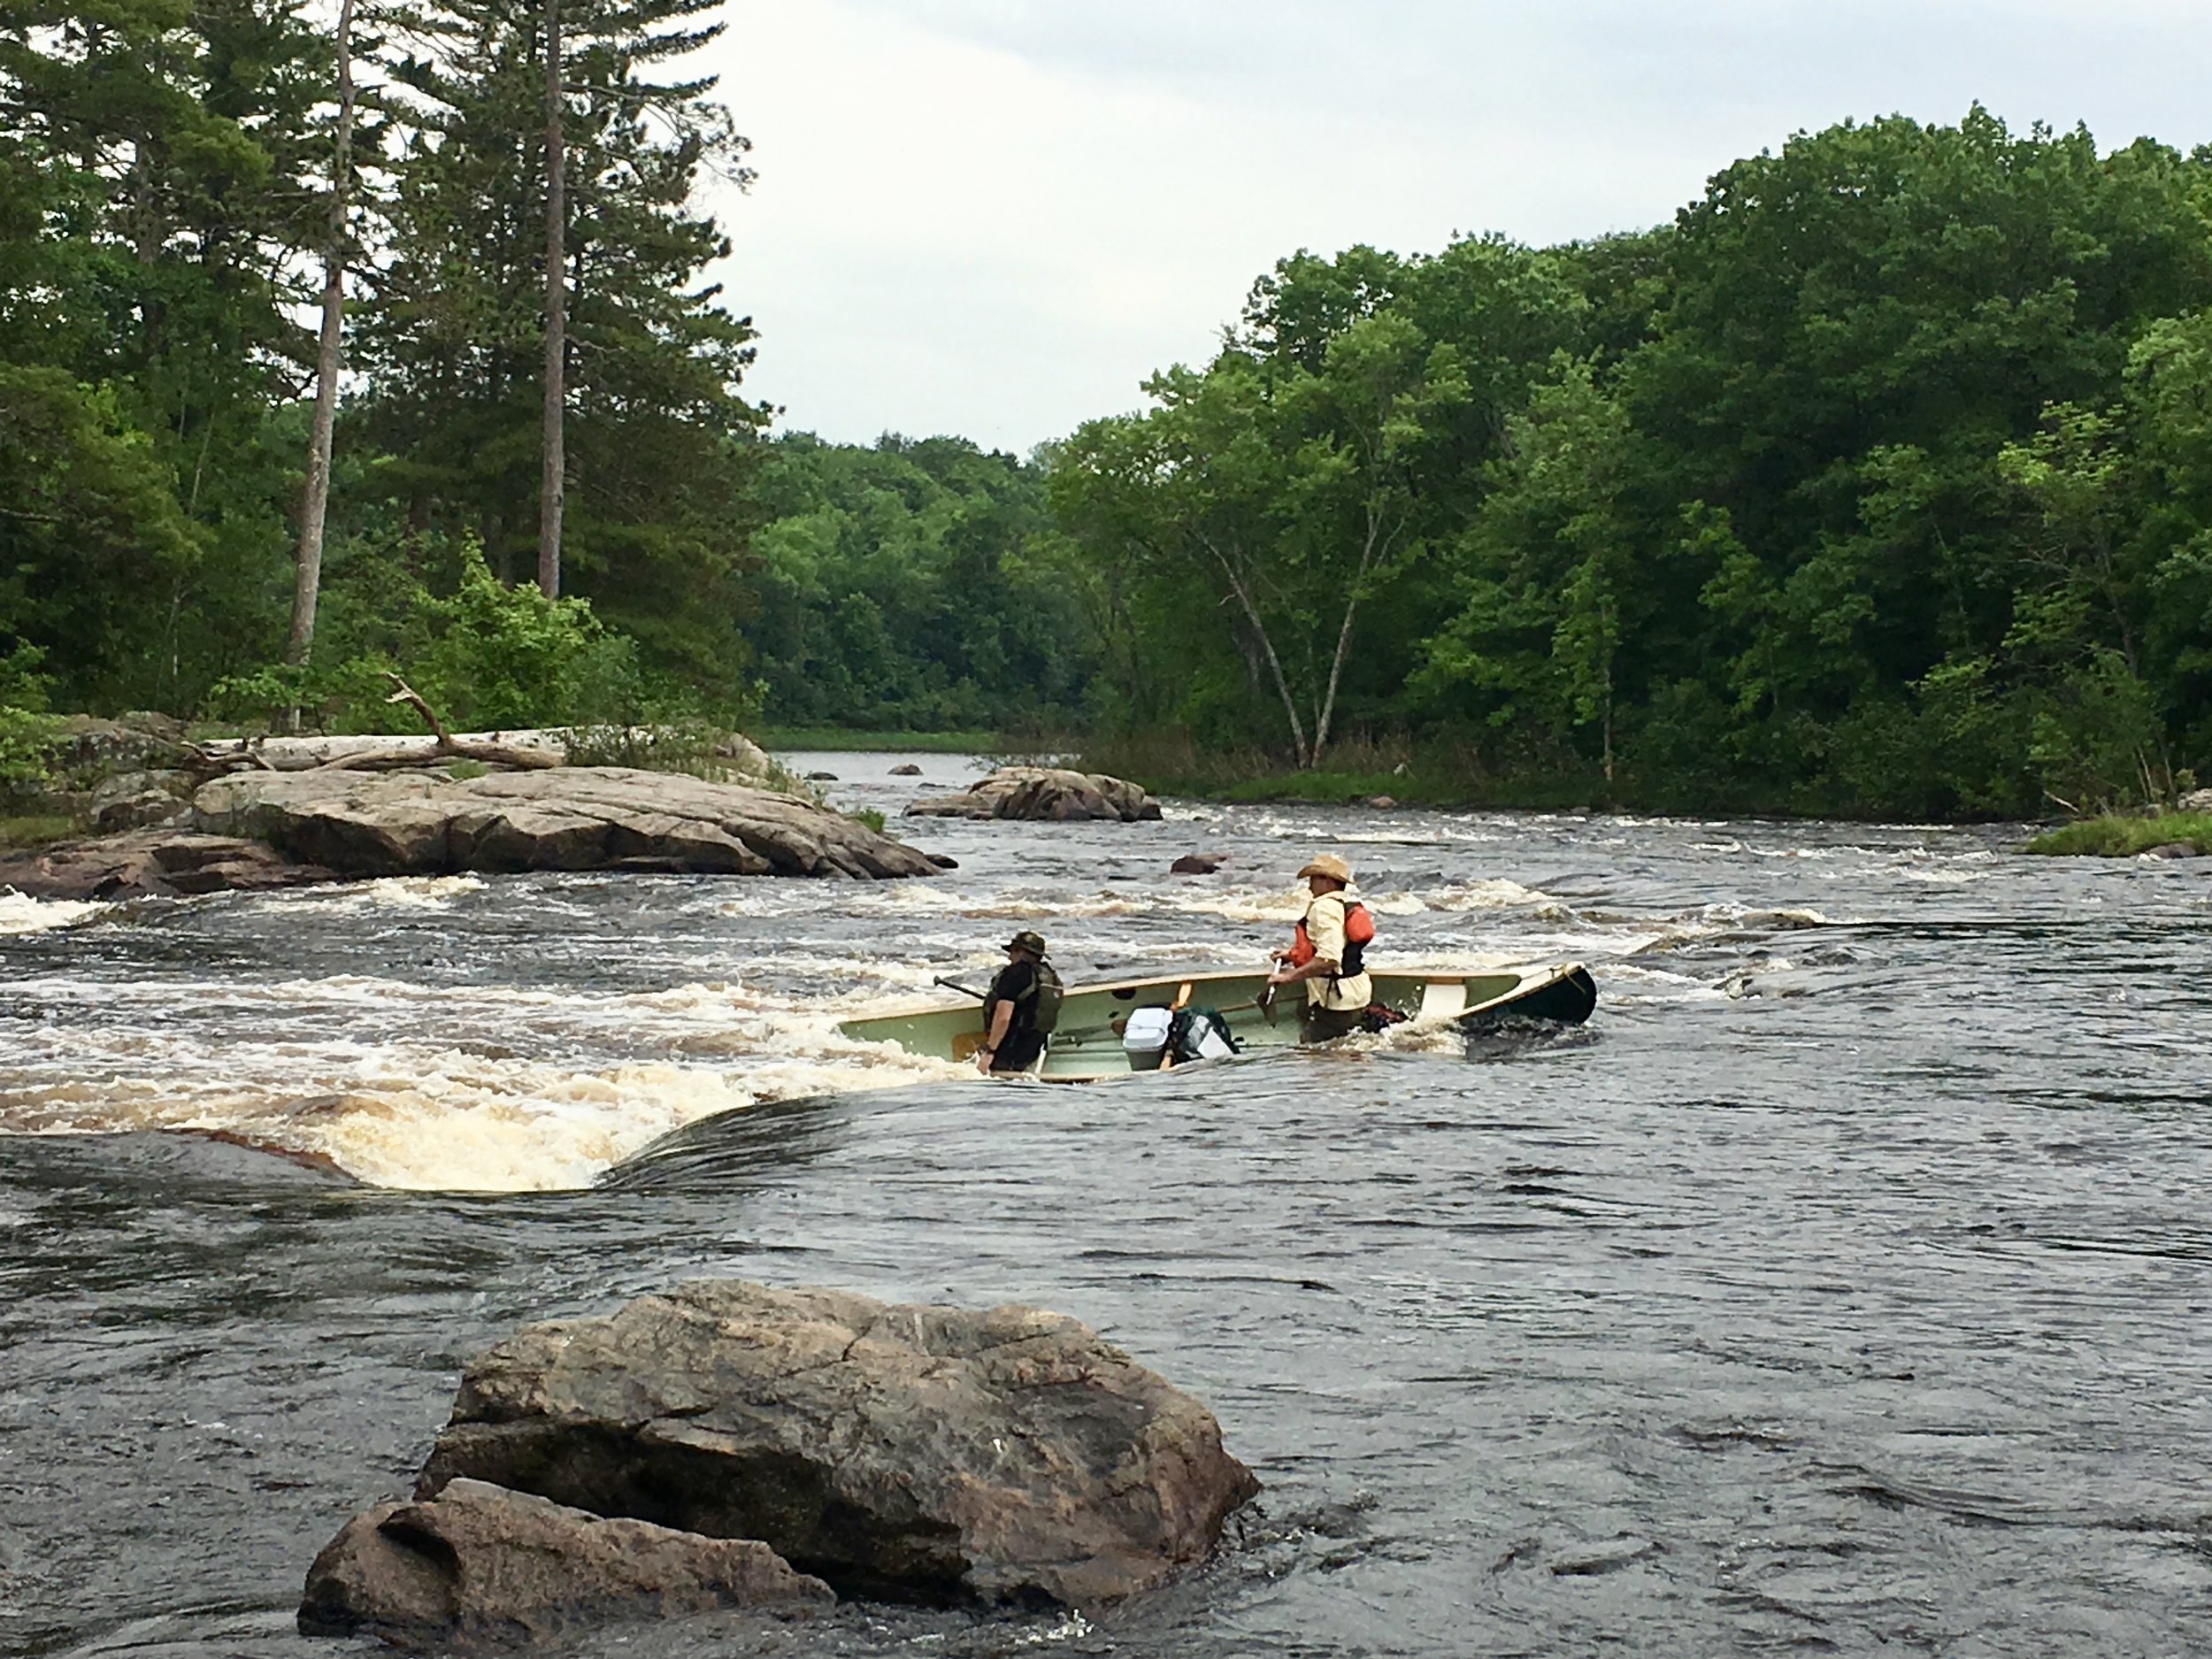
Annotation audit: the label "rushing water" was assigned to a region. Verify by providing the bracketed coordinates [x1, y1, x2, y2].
[3, 751, 2209, 1657]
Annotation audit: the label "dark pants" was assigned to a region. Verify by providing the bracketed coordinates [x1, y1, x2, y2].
[989, 1030, 1047, 1073]
[1299, 1002, 1367, 1045]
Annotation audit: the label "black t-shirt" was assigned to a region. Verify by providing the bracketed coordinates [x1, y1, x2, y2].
[984, 958, 1049, 1071]
[985, 958, 1040, 1037]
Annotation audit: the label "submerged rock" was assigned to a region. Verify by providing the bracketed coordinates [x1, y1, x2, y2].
[1171, 851, 1227, 875]
[904, 766, 1162, 823]
[416, 1279, 1259, 1608]
[888, 763, 923, 776]
[299, 1478, 830, 1647]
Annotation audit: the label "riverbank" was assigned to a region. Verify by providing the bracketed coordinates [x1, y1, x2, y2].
[754, 726, 1016, 754]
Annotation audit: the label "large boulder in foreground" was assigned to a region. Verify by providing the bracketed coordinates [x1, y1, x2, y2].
[904, 765, 1161, 823]
[300, 1478, 830, 1646]
[416, 1279, 1259, 1608]
[192, 765, 938, 880]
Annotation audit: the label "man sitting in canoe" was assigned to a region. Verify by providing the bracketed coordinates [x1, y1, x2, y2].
[976, 930, 1061, 1075]
[1268, 854, 1374, 1043]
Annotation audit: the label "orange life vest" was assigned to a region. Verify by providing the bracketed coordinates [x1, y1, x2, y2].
[1289, 900, 1374, 975]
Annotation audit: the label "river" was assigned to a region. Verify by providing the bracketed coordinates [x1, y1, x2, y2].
[2, 752, 2208, 1656]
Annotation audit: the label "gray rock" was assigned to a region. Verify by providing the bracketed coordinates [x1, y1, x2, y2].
[49, 713, 191, 775]
[190, 766, 941, 880]
[299, 1477, 830, 1647]
[904, 766, 1162, 823]
[91, 791, 189, 833]
[416, 1279, 1259, 1608]
[88, 769, 194, 833]
[2140, 841, 2200, 859]
[1171, 852, 1226, 875]
[888, 763, 923, 776]
[2179, 787, 2212, 814]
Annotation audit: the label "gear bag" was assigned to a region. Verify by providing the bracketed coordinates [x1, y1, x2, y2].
[1028, 959, 1064, 1034]
[1167, 1006, 1239, 1063]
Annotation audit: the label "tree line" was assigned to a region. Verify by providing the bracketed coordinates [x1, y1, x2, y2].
[0, 0, 759, 742]
[1052, 110, 2212, 817]
[5, 58, 2212, 818]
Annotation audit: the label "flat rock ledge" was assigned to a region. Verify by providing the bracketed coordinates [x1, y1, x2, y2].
[0, 765, 938, 899]
[383, 1279, 1256, 1617]
[299, 1478, 832, 1647]
[905, 765, 1162, 822]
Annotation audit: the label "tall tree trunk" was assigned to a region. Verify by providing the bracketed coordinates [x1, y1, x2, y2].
[1202, 536, 1308, 766]
[537, 0, 567, 600]
[288, 0, 357, 672]
[1310, 504, 1400, 765]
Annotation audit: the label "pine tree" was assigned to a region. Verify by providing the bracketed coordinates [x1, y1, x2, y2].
[358, 0, 762, 698]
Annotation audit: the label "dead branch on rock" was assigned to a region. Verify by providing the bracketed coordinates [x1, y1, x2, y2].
[306, 675, 565, 773]
[383, 673, 454, 746]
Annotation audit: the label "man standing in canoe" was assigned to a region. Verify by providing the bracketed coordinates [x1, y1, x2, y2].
[976, 929, 1059, 1075]
[1268, 854, 1373, 1043]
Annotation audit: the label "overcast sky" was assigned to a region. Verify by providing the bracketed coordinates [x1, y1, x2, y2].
[701, 1, 2211, 454]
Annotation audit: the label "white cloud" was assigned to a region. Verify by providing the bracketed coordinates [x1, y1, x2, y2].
[699, 0, 2212, 451]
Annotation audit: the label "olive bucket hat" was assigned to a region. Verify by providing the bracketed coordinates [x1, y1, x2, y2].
[1005, 930, 1048, 955]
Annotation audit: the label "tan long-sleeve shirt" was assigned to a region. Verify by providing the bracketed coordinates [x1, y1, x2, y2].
[1301, 890, 1372, 1012]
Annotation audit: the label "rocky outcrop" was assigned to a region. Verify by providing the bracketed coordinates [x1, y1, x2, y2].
[0, 830, 338, 900]
[904, 766, 1162, 823]
[414, 1279, 1258, 1608]
[0, 766, 940, 897]
[189, 767, 939, 879]
[299, 1478, 831, 1647]
[2180, 787, 2212, 813]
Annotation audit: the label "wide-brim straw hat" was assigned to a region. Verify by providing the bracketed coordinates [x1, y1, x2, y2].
[1296, 854, 1353, 884]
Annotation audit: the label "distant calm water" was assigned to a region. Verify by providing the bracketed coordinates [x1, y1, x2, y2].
[3, 753, 2208, 1657]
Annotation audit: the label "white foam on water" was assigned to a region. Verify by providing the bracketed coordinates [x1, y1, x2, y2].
[282, 874, 488, 913]
[0, 1000, 970, 1191]
[0, 891, 107, 934]
[1422, 879, 1573, 918]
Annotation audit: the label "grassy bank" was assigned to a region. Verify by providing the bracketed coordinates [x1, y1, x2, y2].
[752, 726, 1013, 754]
[0, 813, 77, 849]
[2024, 813, 2212, 856]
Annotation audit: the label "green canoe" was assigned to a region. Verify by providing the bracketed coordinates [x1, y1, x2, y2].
[836, 961, 1597, 1082]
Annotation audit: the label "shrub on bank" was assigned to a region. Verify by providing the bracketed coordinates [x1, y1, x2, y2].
[2025, 813, 2212, 856]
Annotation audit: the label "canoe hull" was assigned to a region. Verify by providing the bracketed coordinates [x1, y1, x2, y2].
[836, 962, 1596, 1082]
